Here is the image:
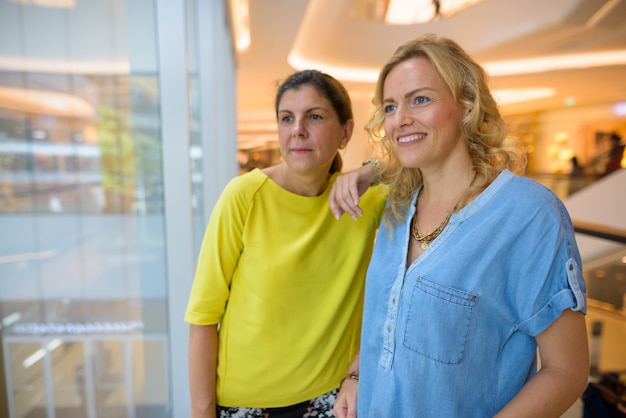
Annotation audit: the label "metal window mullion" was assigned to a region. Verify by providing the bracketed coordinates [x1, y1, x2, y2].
[196, 0, 238, 224]
[43, 339, 56, 418]
[84, 340, 96, 418]
[3, 334, 16, 418]
[125, 338, 135, 418]
[155, 0, 194, 417]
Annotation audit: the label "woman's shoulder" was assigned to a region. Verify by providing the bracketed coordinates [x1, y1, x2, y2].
[218, 169, 270, 205]
[504, 172, 562, 204]
[224, 168, 267, 191]
[492, 171, 570, 221]
[362, 183, 390, 204]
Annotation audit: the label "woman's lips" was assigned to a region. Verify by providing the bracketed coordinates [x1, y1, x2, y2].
[398, 133, 425, 144]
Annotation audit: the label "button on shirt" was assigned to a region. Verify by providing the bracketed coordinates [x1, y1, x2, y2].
[358, 170, 587, 418]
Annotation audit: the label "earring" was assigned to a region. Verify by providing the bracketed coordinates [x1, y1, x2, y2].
[339, 144, 346, 150]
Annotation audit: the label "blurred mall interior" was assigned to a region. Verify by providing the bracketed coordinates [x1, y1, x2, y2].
[0, 0, 625, 417]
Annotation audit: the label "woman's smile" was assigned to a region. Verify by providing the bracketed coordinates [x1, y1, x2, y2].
[397, 133, 426, 144]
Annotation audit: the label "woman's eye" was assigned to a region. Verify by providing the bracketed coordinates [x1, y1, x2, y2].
[309, 114, 322, 120]
[383, 104, 396, 114]
[280, 115, 293, 123]
[412, 96, 429, 105]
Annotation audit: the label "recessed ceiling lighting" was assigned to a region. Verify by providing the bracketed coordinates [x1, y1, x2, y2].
[0, 56, 130, 74]
[492, 88, 555, 105]
[288, 50, 626, 83]
[287, 52, 380, 83]
[229, 0, 250, 51]
[9, 0, 75, 8]
[385, 0, 485, 25]
[613, 102, 626, 116]
[483, 50, 626, 76]
[0, 86, 94, 118]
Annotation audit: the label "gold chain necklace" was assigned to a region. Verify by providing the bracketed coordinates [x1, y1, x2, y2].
[410, 192, 457, 250]
[410, 173, 477, 250]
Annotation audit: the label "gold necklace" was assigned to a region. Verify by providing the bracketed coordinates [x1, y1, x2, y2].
[410, 173, 477, 250]
[410, 191, 457, 250]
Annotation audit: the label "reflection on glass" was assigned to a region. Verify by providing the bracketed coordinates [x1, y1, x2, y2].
[584, 248, 626, 376]
[52, 341, 86, 417]
[0, 1, 171, 417]
[9, 341, 46, 418]
[0, 73, 164, 215]
[92, 340, 127, 418]
[132, 340, 168, 416]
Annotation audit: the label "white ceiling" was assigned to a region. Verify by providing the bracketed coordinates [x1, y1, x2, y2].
[236, 0, 626, 148]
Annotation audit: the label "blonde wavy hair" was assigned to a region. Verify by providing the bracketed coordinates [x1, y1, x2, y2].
[366, 33, 527, 226]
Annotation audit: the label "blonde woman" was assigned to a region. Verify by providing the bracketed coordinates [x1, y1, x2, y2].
[331, 34, 588, 418]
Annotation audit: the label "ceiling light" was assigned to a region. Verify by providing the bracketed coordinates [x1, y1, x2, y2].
[0, 86, 94, 118]
[290, 44, 626, 83]
[9, 0, 75, 7]
[385, 0, 484, 25]
[492, 88, 555, 105]
[288, 52, 380, 83]
[22, 338, 63, 369]
[292, 53, 557, 106]
[0, 56, 130, 74]
[585, 0, 621, 29]
[613, 102, 626, 116]
[229, 0, 250, 52]
[483, 50, 626, 76]
[386, 0, 436, 24]
[2, 312, 22, 328]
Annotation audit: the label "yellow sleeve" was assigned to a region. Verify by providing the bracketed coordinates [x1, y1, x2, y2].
[184, 170, 264, 325]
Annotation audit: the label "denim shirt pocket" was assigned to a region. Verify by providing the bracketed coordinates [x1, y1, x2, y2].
[403, 276, 477, 364]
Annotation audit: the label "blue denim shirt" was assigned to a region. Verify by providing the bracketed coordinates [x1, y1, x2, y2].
[358, 170, 586, 418]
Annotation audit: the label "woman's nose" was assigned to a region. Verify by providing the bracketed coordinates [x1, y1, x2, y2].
[292, 119, 306, 136]
[395, 105, 413, 127]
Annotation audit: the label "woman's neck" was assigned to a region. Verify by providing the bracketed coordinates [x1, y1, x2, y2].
[264, 163, 330, 197]
[420, 166, 475, 205]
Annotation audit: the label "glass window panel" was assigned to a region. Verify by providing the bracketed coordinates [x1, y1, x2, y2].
[584, 245, 626, 375]
[52, 340, 87, 417]
[0, 107, 35, 214]
[0, 0, 171, 416]
[0, 0, 235, 416]
[132, 339, 168, 417]
[92, 340, 127, 418]
[8, 341, 46, 418]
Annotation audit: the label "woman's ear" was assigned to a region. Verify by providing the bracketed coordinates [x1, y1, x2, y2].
[341, 119, 355, 149]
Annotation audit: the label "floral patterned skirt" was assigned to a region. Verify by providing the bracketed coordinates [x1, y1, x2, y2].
[217, 388, 339, 418]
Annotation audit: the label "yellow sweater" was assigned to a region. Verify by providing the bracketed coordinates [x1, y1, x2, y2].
[185, 168, 386, 407]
